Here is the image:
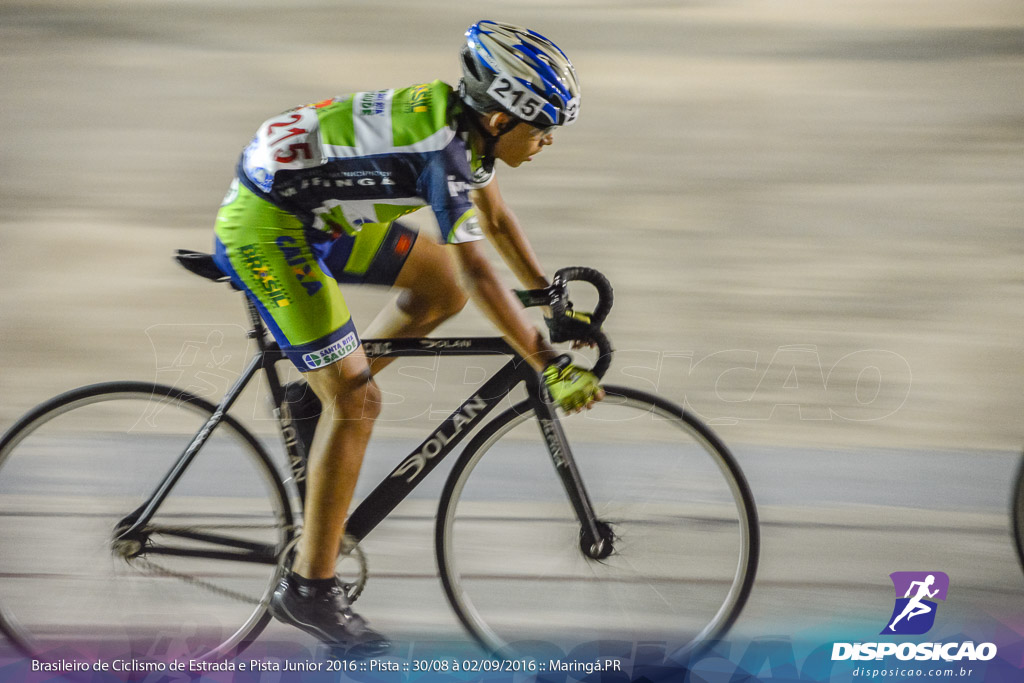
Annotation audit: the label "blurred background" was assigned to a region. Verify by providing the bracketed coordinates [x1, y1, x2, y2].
[1, 0, 1022, 648]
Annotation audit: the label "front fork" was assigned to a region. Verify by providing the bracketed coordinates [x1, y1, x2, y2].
[530, 382, 613, 560]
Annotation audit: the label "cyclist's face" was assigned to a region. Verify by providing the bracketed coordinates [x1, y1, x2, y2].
[493, 121, 554, 167]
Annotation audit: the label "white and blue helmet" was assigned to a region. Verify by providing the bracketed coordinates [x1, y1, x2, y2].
[459, 20, 581, 128]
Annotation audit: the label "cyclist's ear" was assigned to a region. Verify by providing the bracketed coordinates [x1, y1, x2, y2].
[485, 112, 513, 134]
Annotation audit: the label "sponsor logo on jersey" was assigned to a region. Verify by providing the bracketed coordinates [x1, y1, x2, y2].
[239, 244, 291, 308]
[275, 236, 323, 296]
[359, 91, 389, 117]
[301, 331, 360, 369]
[278, 173, 397, 198]
[447, 174, 471, 198]
[407, 84, 431, 113]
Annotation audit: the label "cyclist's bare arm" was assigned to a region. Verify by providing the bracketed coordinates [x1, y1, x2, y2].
[451, 239, 556, 372]
[463, 178, 603, 412]
[471, 180, 599, 350]
[470, 181, 548, 291]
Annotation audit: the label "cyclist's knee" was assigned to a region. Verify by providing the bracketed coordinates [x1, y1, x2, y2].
[306, 359, 381, 424]
[328, 375, 381, 424]
[352, 379, 382, 422]
[431, 286, 468, 322]
[398, 285, 467, 325]
[444, 286, 469, 318]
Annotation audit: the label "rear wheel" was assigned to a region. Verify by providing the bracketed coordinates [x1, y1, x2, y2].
[436, 385, 759, 657]
[0, 382, 294, 662]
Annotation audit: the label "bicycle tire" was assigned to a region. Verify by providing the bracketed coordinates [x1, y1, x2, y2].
[0, 382, 294, 662]
[435, 385, 759, 658]
[1012, 453, 1024, 573]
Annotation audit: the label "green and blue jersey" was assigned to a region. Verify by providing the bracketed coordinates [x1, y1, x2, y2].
[214, 80, 493, 372]
[237, 80, 492, 245]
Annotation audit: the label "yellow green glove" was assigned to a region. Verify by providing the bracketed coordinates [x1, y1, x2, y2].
[543, 355, 601, 412]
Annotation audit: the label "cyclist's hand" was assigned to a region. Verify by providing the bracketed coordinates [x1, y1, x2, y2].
[543, 355, 604, 413]
[545, 309, 596, 348]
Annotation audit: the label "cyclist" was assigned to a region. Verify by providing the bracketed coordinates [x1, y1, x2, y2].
[210, 20, 602, 656]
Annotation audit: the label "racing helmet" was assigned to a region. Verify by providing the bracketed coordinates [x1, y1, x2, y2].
[459, 20, 581, 129]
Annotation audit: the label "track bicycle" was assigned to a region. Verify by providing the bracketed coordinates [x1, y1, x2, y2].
[0, 249, 759, 662]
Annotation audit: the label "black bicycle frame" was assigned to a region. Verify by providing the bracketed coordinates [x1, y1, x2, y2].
[115, 299, 605, 564]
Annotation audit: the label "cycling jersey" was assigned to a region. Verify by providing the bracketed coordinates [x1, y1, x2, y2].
[238, 80, 492, 245]
[213, 80, 491, 372]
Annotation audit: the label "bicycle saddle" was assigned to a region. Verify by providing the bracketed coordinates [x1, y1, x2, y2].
[174, 249, 236, 287]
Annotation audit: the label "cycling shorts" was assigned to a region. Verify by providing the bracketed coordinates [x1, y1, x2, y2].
[212, 179, 418, 372]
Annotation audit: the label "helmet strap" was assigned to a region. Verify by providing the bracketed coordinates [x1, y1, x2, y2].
[456, 99, 520, 173]
[479, 115, 520, 173]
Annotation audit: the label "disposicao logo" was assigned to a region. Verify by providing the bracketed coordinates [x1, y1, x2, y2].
[882, 571, 948, 635]
[831, 571, 997, 662]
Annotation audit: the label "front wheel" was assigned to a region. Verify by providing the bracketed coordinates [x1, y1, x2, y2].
[436, 385, 759, 657]
[1012, 453, 1024, 573]
[0, 382, 294, 662]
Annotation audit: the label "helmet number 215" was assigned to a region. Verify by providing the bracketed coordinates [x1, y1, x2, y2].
[486, 76, 545, 120]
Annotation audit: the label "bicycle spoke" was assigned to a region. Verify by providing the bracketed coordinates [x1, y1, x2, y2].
[438, 386, 758, 655]
[0, 383, 294, 660]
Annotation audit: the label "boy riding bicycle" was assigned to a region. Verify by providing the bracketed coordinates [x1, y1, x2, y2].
[211, 21, 602, 655]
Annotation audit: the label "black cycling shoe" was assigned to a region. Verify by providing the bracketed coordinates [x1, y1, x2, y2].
[268, 574, 390, 658]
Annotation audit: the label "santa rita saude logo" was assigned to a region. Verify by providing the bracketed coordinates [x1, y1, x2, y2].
[302, 332, 359, 369]
[831, 571, 997, 662]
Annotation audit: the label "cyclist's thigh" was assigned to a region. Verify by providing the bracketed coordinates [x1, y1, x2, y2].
[315, 220, 419, 287]
[390, 230, 461, 294]
[213, 180, 360, 372]
[312, 217, 463, 302]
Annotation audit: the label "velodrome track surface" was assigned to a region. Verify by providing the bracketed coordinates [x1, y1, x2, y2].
[0, 435, 1021, 653]
[1, 0, 1022, 664]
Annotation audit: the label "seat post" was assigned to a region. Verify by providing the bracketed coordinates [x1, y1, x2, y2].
[242, 297, 269, 350]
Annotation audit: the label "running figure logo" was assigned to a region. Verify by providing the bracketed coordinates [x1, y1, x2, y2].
[881, 571, 949, 635]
